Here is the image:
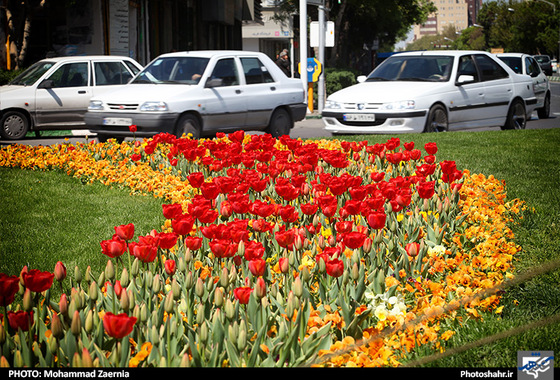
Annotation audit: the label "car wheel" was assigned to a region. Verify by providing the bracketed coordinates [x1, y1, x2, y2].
[175, 114, 201, 139]
[266, 108, 292, 138]
[1, 111, 29, 140]
[423, 104, 448, 133]
[503, 99, 526, 130]
[537, 93, 550, 119]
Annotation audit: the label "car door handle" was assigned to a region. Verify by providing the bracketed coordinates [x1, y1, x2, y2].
[78, 90, 87, 94]
[236, 89, 242, 94]
[270, 86, 276, 91]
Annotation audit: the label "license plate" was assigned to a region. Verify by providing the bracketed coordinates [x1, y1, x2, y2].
[103, 117, 133, 126]
[343, 114, 375, 122]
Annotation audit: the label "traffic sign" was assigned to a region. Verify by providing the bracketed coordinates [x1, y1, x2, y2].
[298, 58, 322, 83]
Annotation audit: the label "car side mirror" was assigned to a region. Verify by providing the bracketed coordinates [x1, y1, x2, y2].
[38, 79, 54, 89]
[456, 75, 475, 85]
[205, 78, 223, 88]
[357, 75, 367, 83]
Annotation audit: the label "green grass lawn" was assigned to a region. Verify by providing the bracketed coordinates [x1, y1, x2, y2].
[1, 127, 559, 367]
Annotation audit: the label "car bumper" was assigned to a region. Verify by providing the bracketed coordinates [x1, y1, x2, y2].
[321, 110, 428, 134]
[289, 103, 308, 123]
[84, 111, 179, 137]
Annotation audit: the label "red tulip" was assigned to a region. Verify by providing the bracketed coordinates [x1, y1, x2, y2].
[162, 203, 183, 219]
[233, 286, 253, 304]
[54, 261, 67, 282]
[164, 259, 177, 277]
[244, 240, 265, 261]
[200, 181, 220, 200]
[129, 242, 158, 263]
[209, 239, 236, 258]
[248, 258, 267, 277]
[342, 231, 367, 249]
[157, 232, 178, 250]
[405, 242, 420, 257]
[22, 269, 54, 293]
[103, 312, 137, 340]
[101, 236, 127, 258]
[278, 257, 290, 274]
[185, 236, 203, 250]
[187, 172, 205, 188]
[114, 223, 135, 241]
[326, 258, 344, 278]
[128, 124, 137, 133]
[417, 180, 435, 199]
[424, 142, 438, 155]
[367, 211, 387, 230]
[171, 214, 195, 236]
[275, 228, 296, 249]
[0, 273, 20, 306]
[7, 310, 33, 331]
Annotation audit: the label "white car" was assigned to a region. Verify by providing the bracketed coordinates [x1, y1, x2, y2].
[322, 50, 537, 134]
[496, 53, 550, 119]
[0, 56, 143, 140]
[85, 50, 307, 141]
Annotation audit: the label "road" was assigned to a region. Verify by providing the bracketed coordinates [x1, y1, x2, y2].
[2, 82, 559, 146]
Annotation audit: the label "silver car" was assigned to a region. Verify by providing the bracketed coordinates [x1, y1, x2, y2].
[84, 50, 307, 141]
[496, 53, 550, 119]
[0, 55, 143, 140]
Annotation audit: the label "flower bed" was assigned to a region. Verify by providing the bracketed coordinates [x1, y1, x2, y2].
[0, 132, 524, 367]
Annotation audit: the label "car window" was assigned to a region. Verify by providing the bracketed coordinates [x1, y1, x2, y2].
[94, 61, 133, 85]
[457, 55, 479, 81]
[209, 58, 240, 87]
[240, 57, 275, 84]
[46, 62, 89, 87]
[123, 61, 141, 75]
[10, 61, 55, 86]
[527, 57, 542, 77]
[132, 57, 209, 84]
[473, 55, 508, 81]
[366, 55, 453, 82]
[497, 56, 522, 74]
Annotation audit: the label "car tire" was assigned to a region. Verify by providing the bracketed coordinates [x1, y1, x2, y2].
[537, 93, 550, 119]
[175, 114, 201, 139]
[503, 99, 526, 130]
[423, 104, 448, 133]
[1, 111, 29, 140]
[266, 108, 292, 138]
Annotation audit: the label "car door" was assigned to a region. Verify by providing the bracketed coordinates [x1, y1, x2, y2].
[34, 61, 91, 127]
[448, 54, 487, 128]
[526, 56, 547, 108]
[201, 57, 247, 130]
[474, 54, 512, 123]
[240, 57, 282, 127]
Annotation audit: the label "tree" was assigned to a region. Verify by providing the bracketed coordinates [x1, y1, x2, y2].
[272, 0, 437, 68]
[1, 0, 48, 70]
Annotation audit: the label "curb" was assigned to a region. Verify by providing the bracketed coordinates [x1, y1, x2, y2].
[548, 75, 560, 82]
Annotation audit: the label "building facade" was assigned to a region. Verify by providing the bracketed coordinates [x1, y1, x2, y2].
[413, 0, 474, 40]
[1, 0, 262, 70]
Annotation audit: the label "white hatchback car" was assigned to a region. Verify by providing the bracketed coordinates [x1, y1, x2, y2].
[322, 50, 537, 134]
[496, 53, 550, 119]
[0, 56, 143, 140]
[85, 50, 307, 141]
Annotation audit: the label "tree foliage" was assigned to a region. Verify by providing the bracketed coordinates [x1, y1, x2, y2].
[273, 0, 436, 68]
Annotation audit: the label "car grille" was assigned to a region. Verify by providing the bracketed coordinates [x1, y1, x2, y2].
[341, 102, 382, 110]
[107, 103, 139, 111]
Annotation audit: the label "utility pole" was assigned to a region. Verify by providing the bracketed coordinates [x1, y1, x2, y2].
[299, 0, 308, 107]
[318, 1, 326, 113]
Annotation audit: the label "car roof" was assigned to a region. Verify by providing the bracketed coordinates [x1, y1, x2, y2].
[154, 50, 270, 59]
[496, 53, 528, 57]
[38, 55, 138, 63]
[394, 50, 493, 57]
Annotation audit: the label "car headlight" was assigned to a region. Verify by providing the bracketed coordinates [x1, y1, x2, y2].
[88, 100, 104, 111]
[324, 99, 342, 110]
[140, 101, 168, 112]
[381, 100, 415, 110]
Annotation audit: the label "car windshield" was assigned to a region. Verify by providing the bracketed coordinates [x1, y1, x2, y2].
[365, 55, 454, 82]
[497, 56, 522, 74]
[132, 57, 210, 84]
[9, 61, 55, 86]
[535, 56, 550, 64]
